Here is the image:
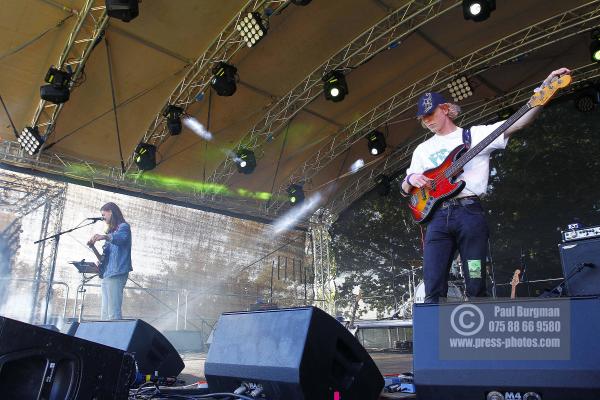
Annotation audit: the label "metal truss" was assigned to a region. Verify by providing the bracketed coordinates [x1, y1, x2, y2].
[266, 1, 600, 215]
[309, 210, 337, 314]
[207, 0, 462, 185]
[326, 62, 600, 215]
[31, 0, 108, 139]
[0, 140, 285, 221]
[126, 0, 288, 171]
[0, 173, 67, 216]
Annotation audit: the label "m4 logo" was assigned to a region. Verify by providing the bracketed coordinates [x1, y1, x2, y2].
[504, 393, 523, 400]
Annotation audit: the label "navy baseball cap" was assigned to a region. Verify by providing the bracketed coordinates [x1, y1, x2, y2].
[416, 92, 448, 117]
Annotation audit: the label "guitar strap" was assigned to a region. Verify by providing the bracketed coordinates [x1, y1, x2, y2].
[462, 126, 472, 149]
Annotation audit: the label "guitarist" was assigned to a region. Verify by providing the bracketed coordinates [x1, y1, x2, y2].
[400, 68, 570, 303]
[87, 202, 133, 320]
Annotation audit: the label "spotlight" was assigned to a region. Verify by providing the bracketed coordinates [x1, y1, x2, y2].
[105, 0, 139, 22]
[164, 105, 184, 135]
[291, 0, 312, 5]
[211, 62, 237, 96]
[447, 76, 473, 102]
[134, 142, 157, 171]
[287, 184, 305, 206]
[375, 174, 391, 196]
[574, 88, 600, 113]
[323, 70, 348, 102]
[366, 130, 386, 156]
[236, 12, 267, 48]
[235, 149, 256, 174]
[462, 0, 495, 22]
[590, 29, 600, 63]
[40, 67, 72, 104]
[18, 127, 44, 156]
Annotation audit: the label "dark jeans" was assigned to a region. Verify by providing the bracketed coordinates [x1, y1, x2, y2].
[423, 198, 488, 303]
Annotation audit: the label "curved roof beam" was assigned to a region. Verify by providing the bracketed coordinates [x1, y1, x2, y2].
[125, 0, 289, 172]
[30, 0, 108, 141]
[266, 0, 600, 214]
[327, 62, 600, 215]
[207, 0, 462, 185]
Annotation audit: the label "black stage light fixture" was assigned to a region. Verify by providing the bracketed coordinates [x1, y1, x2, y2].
[40, 67, 72, 104]
[287, 184, 305, 206]
[462, 0, 495, 22]
[323, 70, 348, 102]
[590, 29, 600, 63]
[574, 88, 600, 113]
[236, 12, 267, 48]
[134, 142, 157, 171]
[291, 0, 312, 5]
[164, 105, 184, 135]
[235, 148, 256, 174]
[366, 130, 386, 156]
[211, 62, 237, 96]
[105, 0, 139, 22]
[375, 174, 391, 196]
[18, 127, 44, 156]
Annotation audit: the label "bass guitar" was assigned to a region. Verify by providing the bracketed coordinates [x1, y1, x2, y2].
[408, 75, 571, 223]
[88, 242, 110, 278]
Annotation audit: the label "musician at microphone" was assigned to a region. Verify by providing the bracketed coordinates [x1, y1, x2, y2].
[87, 202, 132, 320]
[400, 68, 570, 303]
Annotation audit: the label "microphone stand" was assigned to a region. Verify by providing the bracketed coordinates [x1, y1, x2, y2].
[34, 219, 100, 325]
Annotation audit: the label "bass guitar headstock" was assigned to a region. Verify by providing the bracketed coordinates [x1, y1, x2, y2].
[529, 74, 572, 107]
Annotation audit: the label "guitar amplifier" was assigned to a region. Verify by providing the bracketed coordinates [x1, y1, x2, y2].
[559, 237, 600, 296]
[561, 225, 600, 242]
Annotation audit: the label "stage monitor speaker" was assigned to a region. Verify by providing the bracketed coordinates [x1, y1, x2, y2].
[72, 319, 184, 377]
[559, 237, 600, 296]
[413, 297, 600, 400]
[0, 316, 135, 400]
[205, 306, 383, 400]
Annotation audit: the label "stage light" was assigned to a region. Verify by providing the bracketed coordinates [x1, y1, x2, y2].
[366, 130, 386, 156]
[590, 29, 600, 62]
[236, 12, 267, 48]
[375, 174, 391, 196]
[235, 149, 256, 174]
[447, 76, 473, 102]
[462, 0, 495, 22]
[323, 70, 348, 102]
[18, 127, 44, 156]
[291, 0, 312, 5]
[40, 67, 72, 104]
[574, 88, 600, 113]
[211, 62, 237, 96]
[287, 184, 305, 206]
[105, 0, 139, 22]
[164, 105, 184, 135]
[134, 142, 157, 171]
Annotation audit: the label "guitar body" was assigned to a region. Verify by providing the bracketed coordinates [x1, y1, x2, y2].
[408, 144, 467, 224]
[89, 242, 110, 279]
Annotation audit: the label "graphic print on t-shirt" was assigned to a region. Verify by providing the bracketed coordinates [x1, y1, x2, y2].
[428, 149, 449, 167]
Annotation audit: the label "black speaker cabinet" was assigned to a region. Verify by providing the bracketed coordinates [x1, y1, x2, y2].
[559, 237, 600, 296]
[0, 316, 135, 400]
[72, 319, 184, 377]
[205, 306, 383, 400]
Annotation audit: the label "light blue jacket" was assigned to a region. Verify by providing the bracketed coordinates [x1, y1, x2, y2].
[104, 222, 133, 278]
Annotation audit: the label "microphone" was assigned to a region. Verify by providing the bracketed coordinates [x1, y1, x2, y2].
[87, 217, 104, 221]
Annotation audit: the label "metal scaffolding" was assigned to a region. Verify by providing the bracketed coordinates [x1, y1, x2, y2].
[308, 209, 336, 314]
[266, 1, 600, 214]
[207, 0, 462, 186]
[30, 0, 108, 139]
[126, 0, 288, 172]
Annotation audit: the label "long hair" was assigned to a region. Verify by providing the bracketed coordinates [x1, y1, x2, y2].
[100, 202, 126, 233]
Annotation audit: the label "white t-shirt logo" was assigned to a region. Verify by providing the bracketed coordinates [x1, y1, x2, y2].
[428, 149, 449, 166]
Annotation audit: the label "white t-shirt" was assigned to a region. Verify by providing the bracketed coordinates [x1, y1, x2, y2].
[406, 121, 508, 197]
